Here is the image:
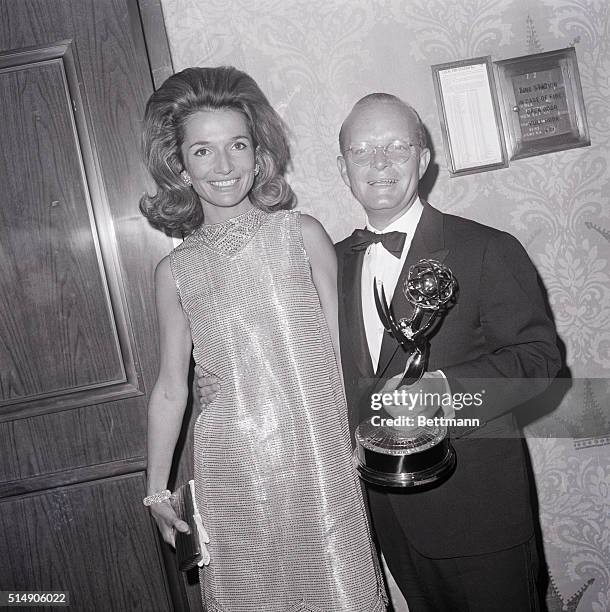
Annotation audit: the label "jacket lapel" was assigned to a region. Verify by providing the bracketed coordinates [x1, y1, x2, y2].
[340, 246, 375, 379]
[376, 202, 449, 378]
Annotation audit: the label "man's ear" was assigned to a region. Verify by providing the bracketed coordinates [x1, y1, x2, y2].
[337, 155, 351, 188]
[418, 147, 431, 179]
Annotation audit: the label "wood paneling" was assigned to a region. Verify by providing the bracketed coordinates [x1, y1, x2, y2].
[0, 456, 146, 498]
[0, 1, 185, 609]
[0, 473, 172, 611]
[0, 42, 144, 422]
[137, 0, 174, 89]
[0, 398, 146, 482]
[0, 58, 125, 404]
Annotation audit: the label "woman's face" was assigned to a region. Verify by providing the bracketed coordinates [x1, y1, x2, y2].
[180, 108, 256, 218]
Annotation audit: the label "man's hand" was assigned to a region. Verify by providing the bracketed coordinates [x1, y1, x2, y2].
[377, 370, 452, 427]
[194, 365, 221, 409]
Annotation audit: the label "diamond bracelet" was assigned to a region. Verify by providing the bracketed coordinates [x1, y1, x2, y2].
[143, 489, 172, 506]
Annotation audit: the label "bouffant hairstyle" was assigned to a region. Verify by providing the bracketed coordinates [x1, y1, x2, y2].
[140, 66, 296, 235]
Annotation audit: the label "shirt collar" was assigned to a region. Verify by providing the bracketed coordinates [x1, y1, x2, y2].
[366, 197, 424, 235]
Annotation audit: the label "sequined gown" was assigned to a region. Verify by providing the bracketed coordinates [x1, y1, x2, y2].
[169, 208, 386, 612]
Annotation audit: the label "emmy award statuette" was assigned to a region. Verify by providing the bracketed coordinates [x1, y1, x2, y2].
[354, 259, 458, 487]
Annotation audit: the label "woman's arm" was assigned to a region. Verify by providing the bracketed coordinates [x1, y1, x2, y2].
[300, 214, 342, 374]
[146, 255, 193, 545]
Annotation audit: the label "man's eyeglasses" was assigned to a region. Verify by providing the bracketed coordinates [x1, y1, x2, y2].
[345, 140, 416, 166]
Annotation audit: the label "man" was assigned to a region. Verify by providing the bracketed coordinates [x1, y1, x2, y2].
[334, 93, 560, 611]
[198, 93, 560, 610]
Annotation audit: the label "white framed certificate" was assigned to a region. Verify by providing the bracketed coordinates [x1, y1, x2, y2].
[432, 57, 508, 176]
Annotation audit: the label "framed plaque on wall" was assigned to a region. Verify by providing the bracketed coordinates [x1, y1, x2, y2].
[495, 47, 590, 160]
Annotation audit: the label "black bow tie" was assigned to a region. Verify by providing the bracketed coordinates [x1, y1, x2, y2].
[351, 228, 407, 258]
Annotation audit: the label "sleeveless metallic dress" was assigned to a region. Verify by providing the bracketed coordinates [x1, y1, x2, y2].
[170, 208, 386, 612]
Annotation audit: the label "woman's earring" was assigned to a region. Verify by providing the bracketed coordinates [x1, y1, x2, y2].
[181, 171, 192, 186]
[254, 163, 260, 177]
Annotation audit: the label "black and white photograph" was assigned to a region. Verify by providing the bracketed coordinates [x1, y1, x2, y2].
[0, 1, 608, 611]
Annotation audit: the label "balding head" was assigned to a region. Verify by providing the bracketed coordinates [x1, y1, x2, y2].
[339, 93, 427, 154]
[336, 93, 431, 229]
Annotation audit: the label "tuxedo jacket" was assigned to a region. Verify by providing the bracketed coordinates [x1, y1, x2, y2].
[335, 202, 561, 558]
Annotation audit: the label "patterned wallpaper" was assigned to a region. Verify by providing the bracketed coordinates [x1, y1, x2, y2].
[160, 1, 609, 610]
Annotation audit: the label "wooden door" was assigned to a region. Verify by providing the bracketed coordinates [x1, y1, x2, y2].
[0, 1, 189, 609]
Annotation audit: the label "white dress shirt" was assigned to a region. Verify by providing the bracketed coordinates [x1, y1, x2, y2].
[360, 198, 453, 418]
[361, 198, 424, 372]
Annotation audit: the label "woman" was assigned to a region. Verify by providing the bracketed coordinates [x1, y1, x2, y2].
[140, 66, 385, 612]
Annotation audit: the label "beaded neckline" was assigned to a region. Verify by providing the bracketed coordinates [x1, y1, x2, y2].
[190, 207, 269, 256]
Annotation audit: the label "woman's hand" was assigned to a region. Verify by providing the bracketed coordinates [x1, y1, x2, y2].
[149, 499, 190, 548]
